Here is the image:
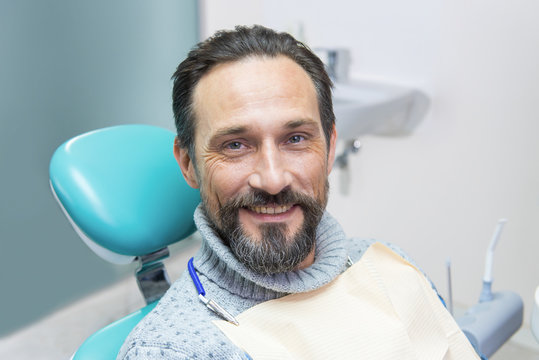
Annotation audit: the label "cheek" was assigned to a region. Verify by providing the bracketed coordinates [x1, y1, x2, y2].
[199, 154, 252, 206]
[288, 148, 329, 197]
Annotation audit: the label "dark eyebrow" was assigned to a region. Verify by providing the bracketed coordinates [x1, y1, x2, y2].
[211, 125, 249, 140]
[285, 119, 319, 129]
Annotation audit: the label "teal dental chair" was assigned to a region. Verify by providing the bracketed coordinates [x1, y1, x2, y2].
[49, 125, 525, 360]
[49, 124, 200, 359]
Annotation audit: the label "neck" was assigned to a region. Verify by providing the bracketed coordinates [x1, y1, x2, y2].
[192, 205, 350, 300]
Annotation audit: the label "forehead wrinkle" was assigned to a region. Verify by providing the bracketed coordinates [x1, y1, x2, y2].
[198, 56, 316, 112]
[210, 119, 319, 141]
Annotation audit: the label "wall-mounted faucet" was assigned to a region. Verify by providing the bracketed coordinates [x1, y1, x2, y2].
[335, 139, 362, 196]
[335, 139, 361, 169]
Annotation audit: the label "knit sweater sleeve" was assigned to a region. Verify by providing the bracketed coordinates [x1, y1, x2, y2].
[121, 345, 184, 359]
[119, 340, 249, 360]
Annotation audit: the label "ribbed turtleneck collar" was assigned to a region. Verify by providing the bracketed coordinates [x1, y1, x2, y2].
[192, 205, 348, 301]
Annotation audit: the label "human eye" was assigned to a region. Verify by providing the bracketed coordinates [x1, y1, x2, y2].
[221, 140, 252, 157]
[225, 141, 244, 150]
[287, 134, 305, 144]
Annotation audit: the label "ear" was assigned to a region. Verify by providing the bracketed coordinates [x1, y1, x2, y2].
[326, 124, 338, 174]
[173, 137, 200, 189]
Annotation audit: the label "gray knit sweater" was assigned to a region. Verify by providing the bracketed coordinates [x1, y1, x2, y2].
[117, 206, 412, 359]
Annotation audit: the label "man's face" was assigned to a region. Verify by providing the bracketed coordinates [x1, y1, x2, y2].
[175, 55, 337, 274]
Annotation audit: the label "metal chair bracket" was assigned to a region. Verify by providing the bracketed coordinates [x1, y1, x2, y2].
[135, 247, 171, 304]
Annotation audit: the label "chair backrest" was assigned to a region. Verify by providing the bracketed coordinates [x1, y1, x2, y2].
[50, 125, 201, 359]
[49, 124, 200, 264]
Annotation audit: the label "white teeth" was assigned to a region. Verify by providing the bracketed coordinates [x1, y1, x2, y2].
[249, 205, 292, 214]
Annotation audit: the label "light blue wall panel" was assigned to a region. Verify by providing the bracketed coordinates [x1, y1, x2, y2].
[0, 0, 199, 336]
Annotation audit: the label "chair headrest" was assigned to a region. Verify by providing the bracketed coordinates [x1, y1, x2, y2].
[49, 125, 200, 264]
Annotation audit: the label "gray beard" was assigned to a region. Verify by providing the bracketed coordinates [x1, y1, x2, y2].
[222, 214, 318, 275]
[202, 187, 326, 275]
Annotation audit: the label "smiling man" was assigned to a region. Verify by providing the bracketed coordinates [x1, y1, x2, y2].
[176, 53, 335, 276]
[118, 25, 417, 360]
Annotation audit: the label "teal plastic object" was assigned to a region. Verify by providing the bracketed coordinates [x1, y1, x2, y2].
[49, 125, 200, 257]
[73, 301, 158, 360]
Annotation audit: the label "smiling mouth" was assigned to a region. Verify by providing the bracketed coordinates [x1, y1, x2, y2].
[247, 204, 294, 215]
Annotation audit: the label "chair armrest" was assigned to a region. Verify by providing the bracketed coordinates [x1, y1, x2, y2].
[72, 301, 157, 360]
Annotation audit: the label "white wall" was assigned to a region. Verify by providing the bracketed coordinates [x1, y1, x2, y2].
[201, 0, 539, 325]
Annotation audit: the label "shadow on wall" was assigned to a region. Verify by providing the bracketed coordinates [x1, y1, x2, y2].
[0, 0, 198, 337]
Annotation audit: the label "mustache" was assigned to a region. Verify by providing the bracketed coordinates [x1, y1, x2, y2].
[220, 187, 317, 210]
[217, 187, 322, 225]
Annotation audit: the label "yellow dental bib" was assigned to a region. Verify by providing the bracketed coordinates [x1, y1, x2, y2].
[214, 242, 479, 359]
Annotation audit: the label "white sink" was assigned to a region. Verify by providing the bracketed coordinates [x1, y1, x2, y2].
[332, 79, 430, 140]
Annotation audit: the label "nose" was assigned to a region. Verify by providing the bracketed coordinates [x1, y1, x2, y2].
[248, 143, 292, 195]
